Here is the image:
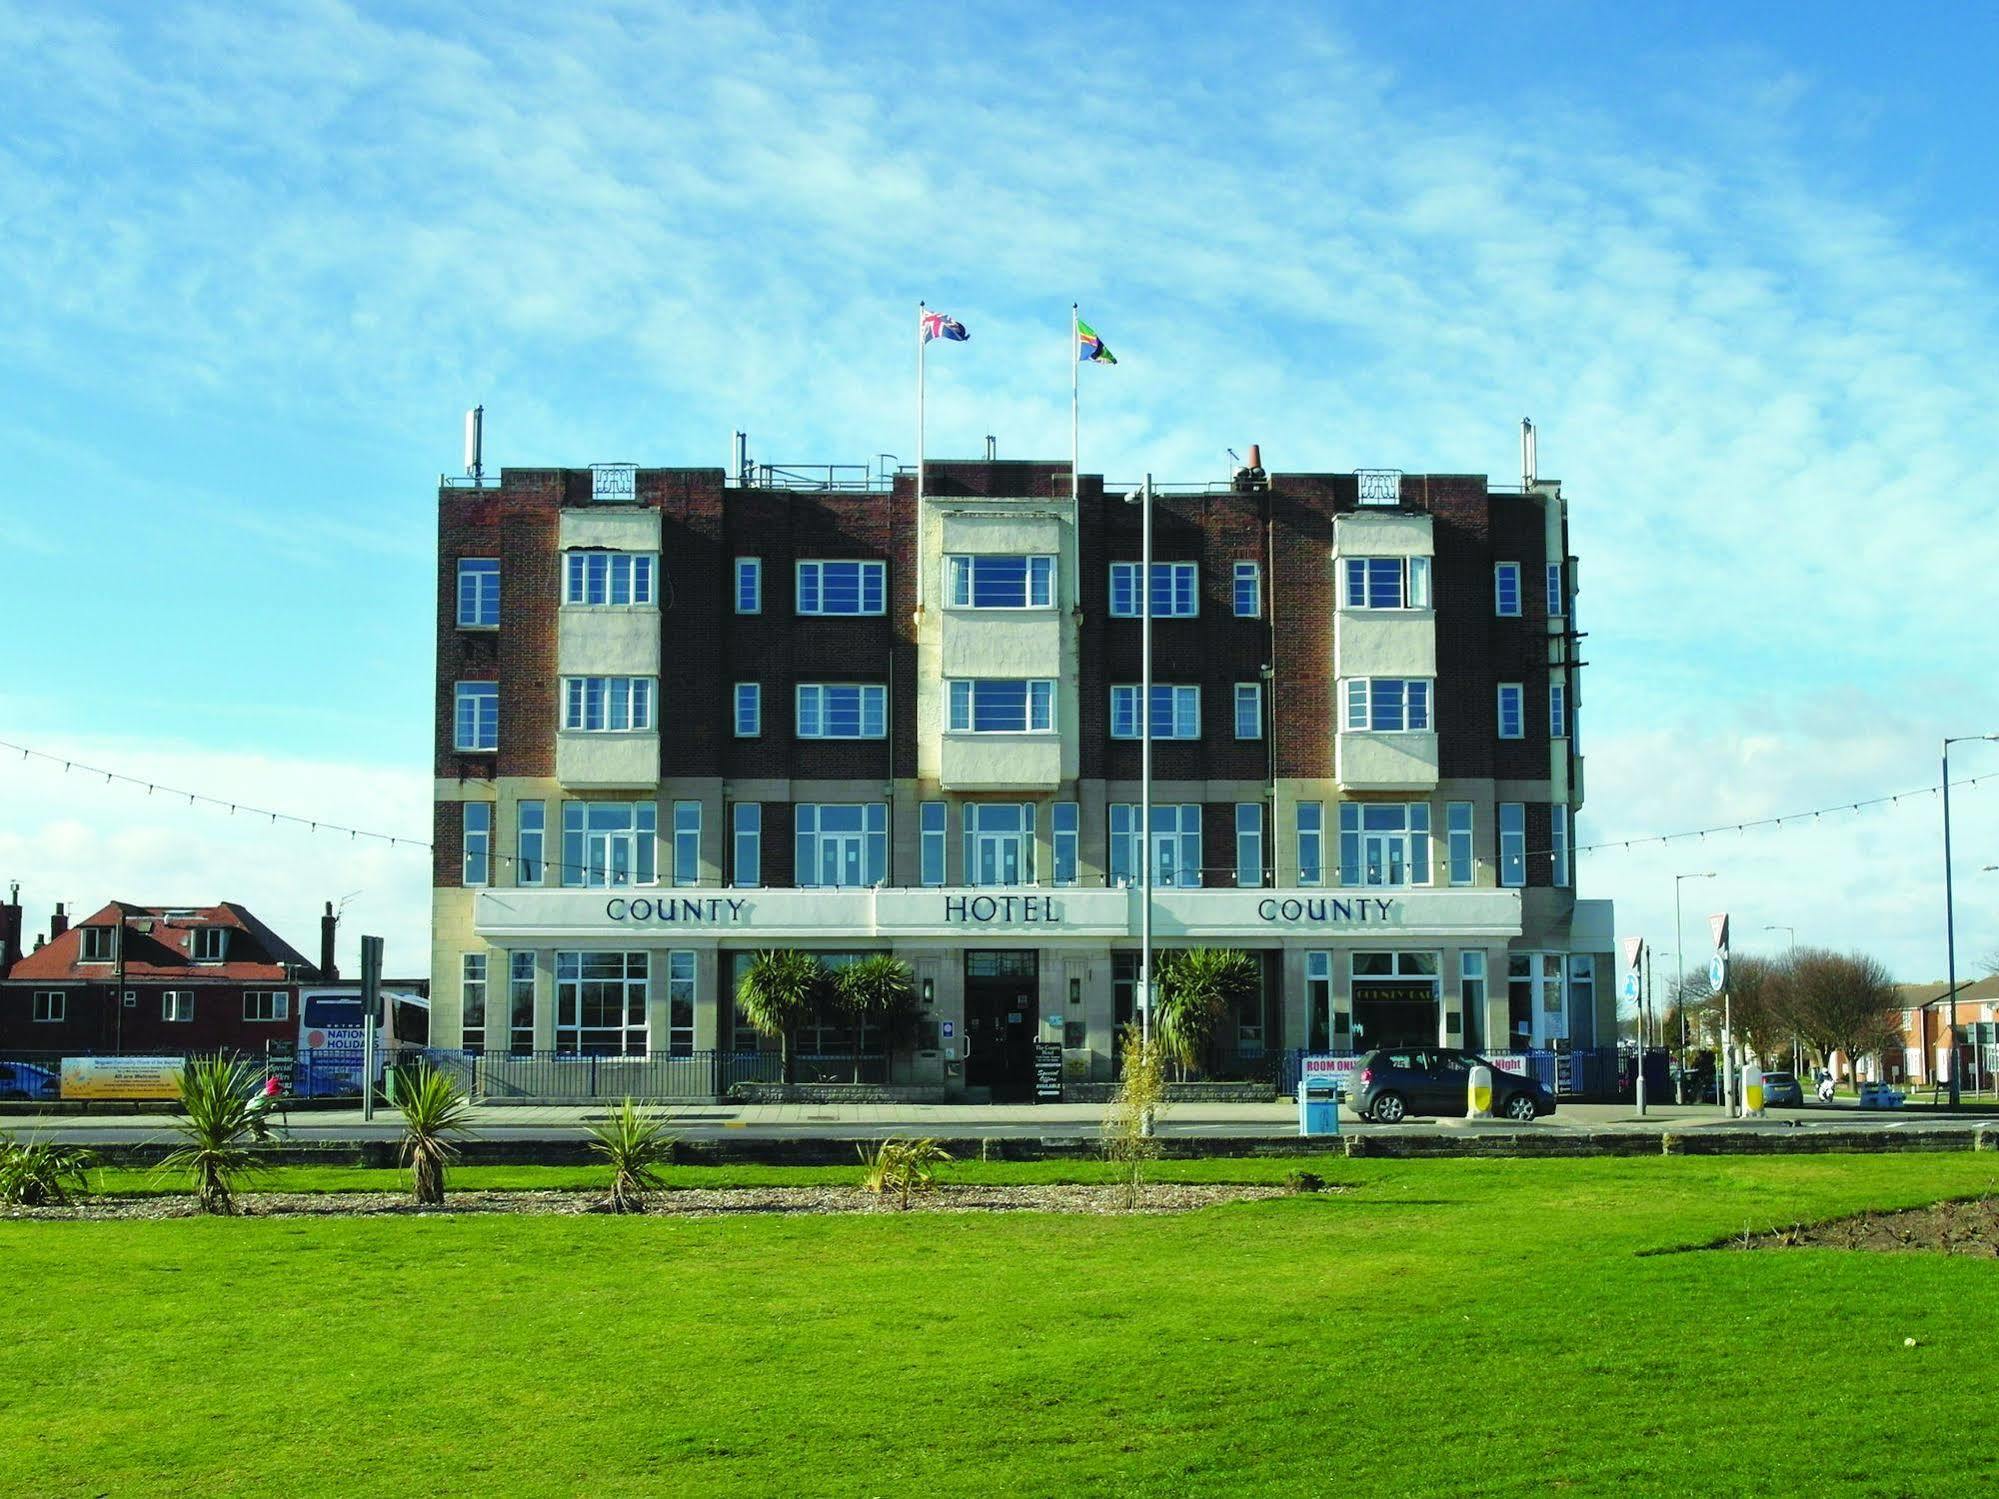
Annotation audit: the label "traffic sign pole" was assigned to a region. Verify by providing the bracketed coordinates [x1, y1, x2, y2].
[360, 935, 383, 1123]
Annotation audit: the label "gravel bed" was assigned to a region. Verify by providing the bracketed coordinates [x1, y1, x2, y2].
[3, 1182, 1309, 1221]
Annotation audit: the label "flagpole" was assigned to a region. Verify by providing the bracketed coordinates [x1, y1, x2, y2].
[917, 301, 927, 611]
[1071, 303, 1081, 609]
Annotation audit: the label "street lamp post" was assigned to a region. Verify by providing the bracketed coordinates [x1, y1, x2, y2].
[1764, 925, 1799, 1077]
[1675, 872, 1717, 1107]
[1941, 735, 1997, 1109]
[1124, 477, 1155, 1049]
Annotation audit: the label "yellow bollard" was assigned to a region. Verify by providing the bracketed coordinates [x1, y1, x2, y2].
[1468, 1064, 1495, 1119]
[1742, 1064, 1764, 1117]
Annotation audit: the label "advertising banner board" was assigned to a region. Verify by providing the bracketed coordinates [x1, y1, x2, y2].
[61, 1056, 183, 1101]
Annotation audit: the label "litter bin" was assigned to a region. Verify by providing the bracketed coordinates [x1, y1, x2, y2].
[1299, 1075, 1342, 1137]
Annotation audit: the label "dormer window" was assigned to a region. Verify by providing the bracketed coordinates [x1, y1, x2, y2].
[191, 927, 229, 963]
[78, 926, 117, 963]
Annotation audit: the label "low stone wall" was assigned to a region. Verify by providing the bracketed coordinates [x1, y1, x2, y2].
[729, 1083, 949, 1105]
[1064, 1082, 1279, 1104]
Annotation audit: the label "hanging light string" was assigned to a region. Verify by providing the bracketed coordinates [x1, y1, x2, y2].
[3, 735, 1994, 874]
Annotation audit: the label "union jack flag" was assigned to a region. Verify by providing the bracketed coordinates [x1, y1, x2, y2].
[921, 310, 969, 343]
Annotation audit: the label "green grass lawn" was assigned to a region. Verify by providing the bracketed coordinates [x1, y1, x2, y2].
[5, 1156, 1998, 1497]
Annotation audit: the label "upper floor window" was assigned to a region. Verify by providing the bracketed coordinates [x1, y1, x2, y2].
[1232, 561, 1262, 617]
[454, 681, 498, 752]
[463, 802, 492, 885]
[518, 800, 545, 886]
[947, 554, 1055, 609]
[1109, 803, 1202, 888]
[672, 801, 701, 887]
[32, 990, 65, 1023]
[1498, 802, 1526, 887]
[964, 802, 1036, 887]
[563, 676, 655, 733]
[561, 801, 656, 888]
[1549, 682, 1568, 739]
[797, 559, 886, 616]
[564, 550, 655, 607]
[1111, 684, 1200, 739]
[797, 683, 887, 739]
[950, 679, 1054, 733]
[735, 558, 762, 614]
[161, 991, 194, 1023]
[1446, 801, 1474, 886]
[1109, 561, 1198, 618]
[1343, 557, 1430, 610]
[1234, 683, 1264, 740]
[1338, 802, 1432, 888]
[734, 683, 761, 738]
[1343, 678, 1432, 733]
[457, 558, 500, 628]
[920, 802, 948, 886]
[1296, 802, 1324, 887]
[731, 803, 761, 888]
[1546, 561, 1564, 618]
[190, 927, 228, 963]
[243, 990, 289, 1023]
[1495, 562, 1523, 617]
[1552, 804, 1571, 888]
[1052, 802, 1079, 887]
[797, 803, 888, 888]
[78, 926, 116, 963]
[1235, 803, 1264, 888]
[1497, 683, 1525, 740]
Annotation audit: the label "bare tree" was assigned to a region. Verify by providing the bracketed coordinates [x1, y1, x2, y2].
[1785, 948, 1902, 1073]
[1721, 954, 1797, 1068]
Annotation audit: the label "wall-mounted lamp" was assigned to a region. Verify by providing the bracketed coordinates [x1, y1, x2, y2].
[1069, 977, 1081, 1006]
[922, 977, 935, 1007]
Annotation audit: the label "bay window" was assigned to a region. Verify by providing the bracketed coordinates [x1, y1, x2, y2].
[1342, 556, 1431, 610]
[563, 676, 655, 733]
[949, 679, 1054, 733]
[947, 554, 1055, 608]
[1343, 678, 1432, 732]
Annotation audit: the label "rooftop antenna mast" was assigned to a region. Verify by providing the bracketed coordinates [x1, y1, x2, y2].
[464, 405, 485, 487]
[1520, 417, 1537, 489]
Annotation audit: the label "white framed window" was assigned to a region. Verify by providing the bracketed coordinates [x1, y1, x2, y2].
[1342, 557, 1431, 610]
[947, 554, 1055, 609]
[1343, 678, 1432, 733]
[1306, 950, 1335, 1050]
[1461, 951, 1487, 1045]
[78, 926, 116, 963]
[1497, 683, 1525, 740]
[1109, 561, 1198, 618]
[462, 802, 492, 886]
[563, 676, 655, 733]
[735, 683, 762, 738]
[1549, 682, 1567, 739]
[1235, 803, 1264, 888]
[1498, 802, 1526, 888]
[243, 990, 289, 1023]
[161, 991, 194, 1023]
[1110, 684, 1200, 739]
[1296, 802, 1324, 887]
[564, 550, 655, 608]
[1495, 562, 1522, 617]
[949, 679, 1054, 733]
[672, 801, 701, 887]
[1446, 802, 1474, 887]
[462, 953, 488, 1053]
[731, 803, 761, 888]
[1552, 804, 1571, 888]
[1234, 683, 1263, 740]
[665, 950, 696, 1056]
[32, 991, 66, 1023]
[560, 802, 657, 888]
[190, 927, 228, 963]
[1108, 803, 1202, 888]
[963, 803, 1036, 887]
[735, 557, 762, 614]
[517, 800, 545, 886]
[797, 803, 888, 888]
[1053, 802, 1079, 887]
[554, 950, 647, 1056]
[454, 681, 498, 751]
[1233, 561, 1262, 617]
[457, 558, 500, 628]
[797, 683, 887, 739]
[509, 951, 535, 1055]
[1546, 561, 1564, 618]
[1338, 802, 1432, 887]
[920, 802, 947, 886]
[796, 559, 886, 615]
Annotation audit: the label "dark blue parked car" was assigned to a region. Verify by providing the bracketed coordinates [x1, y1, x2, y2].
[0, 1061, 61, 1101]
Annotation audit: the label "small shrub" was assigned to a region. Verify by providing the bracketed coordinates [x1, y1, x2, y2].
[588, 1099, 674, 1213]
[395, 1061, 474, 1206]
[1284, 1169, 1326, 1194]
[0, 1135, 94, 1206]
[1102, 1023, 1167, 1209]
[858, 1137, 952, 1210]
[159, 1055, 262, 1215]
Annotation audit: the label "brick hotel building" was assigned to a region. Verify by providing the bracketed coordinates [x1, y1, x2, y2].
[432, 449, 1614, 1098]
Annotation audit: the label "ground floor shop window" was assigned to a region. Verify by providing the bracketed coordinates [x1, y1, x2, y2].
[1564, 954, 1591, 1046]
[726, 950, 886, 1060]
[1113, 950, 1273, 1061]
[509, 951, 535, 1054]
[1307, 950, 1335, 1051]
[461, 954, 486, 1054]
[1349, 950, 1440, 1051]
[556, 950, 648, 1055]
[1460, 951, 1487, 1053]
[1507, 953, 1565, 1048]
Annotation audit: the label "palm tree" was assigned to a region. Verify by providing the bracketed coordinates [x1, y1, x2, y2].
[1154, 948, 1259, 1074]
[395, 1060, 474, 1206]
[735, 949, 827, 1087]
[832, 953, 916, 1083]
[587, 1098, 674, 1213]
[160, 1055, 261, 1215]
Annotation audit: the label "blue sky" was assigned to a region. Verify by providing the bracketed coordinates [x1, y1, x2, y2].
[2, 0, 1996, 985]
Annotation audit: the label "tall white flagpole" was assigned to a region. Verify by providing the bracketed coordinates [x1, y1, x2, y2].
[917, 301, 927, 611]
[1071, 303, 1081, 608]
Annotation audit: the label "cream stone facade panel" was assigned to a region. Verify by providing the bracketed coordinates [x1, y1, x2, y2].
[1336, 730, 1440, 792]
[558, 508, 661, 553]
[1331, 510, 1435, 558]
[555, 731, 660, 788]
[1334, 611, 1438, 678]
[939, 732, 1063, 791]
[558, 609, 662, 676]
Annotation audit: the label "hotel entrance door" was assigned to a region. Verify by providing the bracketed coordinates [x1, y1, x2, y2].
[963, 950, 1038, 1102]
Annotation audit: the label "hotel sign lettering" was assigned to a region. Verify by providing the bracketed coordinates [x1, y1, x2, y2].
[1255, 897, 1396, 926]
[600, 893, 1399, 929]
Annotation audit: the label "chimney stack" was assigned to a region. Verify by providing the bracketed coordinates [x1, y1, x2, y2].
[320, 900, 339, 982]
[0, 883, 22, 979]
[49, 902, 68, 942]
